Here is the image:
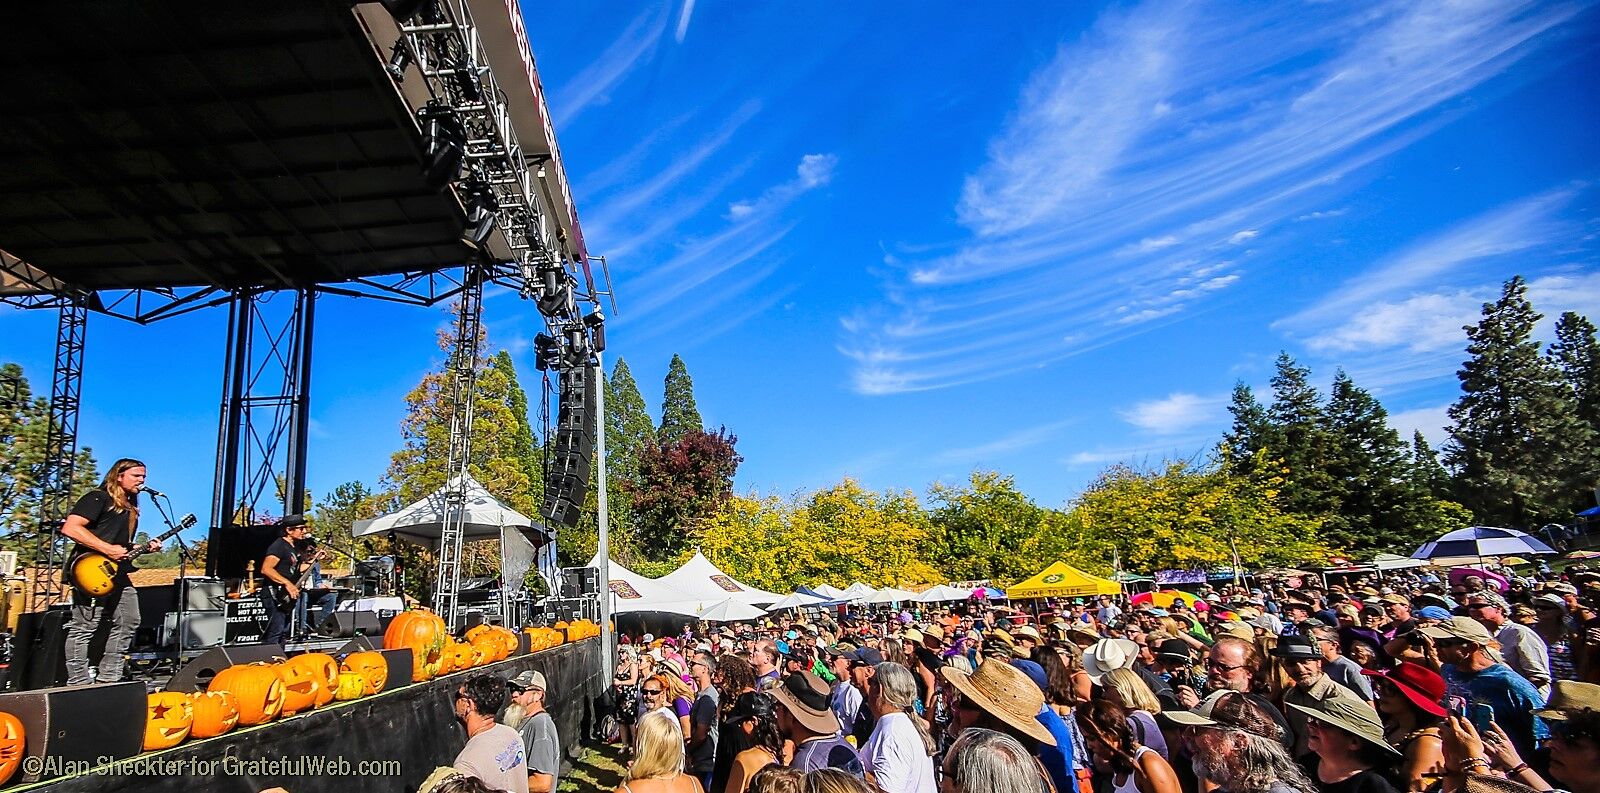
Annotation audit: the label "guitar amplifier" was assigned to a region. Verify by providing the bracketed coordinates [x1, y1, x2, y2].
[160, 610, 226, 649]
[224, 598, 270, 644]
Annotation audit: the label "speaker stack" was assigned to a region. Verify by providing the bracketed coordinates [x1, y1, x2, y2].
[0, 681, 145, 783]
[541, 365, 595, 528]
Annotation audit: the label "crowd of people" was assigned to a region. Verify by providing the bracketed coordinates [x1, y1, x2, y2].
[600, 564, 1600, 793]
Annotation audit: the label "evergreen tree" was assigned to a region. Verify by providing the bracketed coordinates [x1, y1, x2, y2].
[657, 354, 703, 446]
[606, 358, 655, 493]
[1221, 382, 1271, 472]
[1410, 431, 1451, 500]
[494, 350, 542, 494]
[1445, 277, 1592, 526]
[1321, 370, 1422, 556]
[1265, 352, 1340, 518]
[0, 362, 101, 564]
[1548, 312, 1600, 451]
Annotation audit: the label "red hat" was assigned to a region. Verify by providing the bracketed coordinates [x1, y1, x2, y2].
[1363, 661, 1447, 717]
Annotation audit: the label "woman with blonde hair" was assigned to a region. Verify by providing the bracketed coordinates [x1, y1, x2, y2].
[802, 768, 883, 793]
[862, 663, 936, 792]
[1099, 668, 1168, 760]
[617, 710, 704, 793]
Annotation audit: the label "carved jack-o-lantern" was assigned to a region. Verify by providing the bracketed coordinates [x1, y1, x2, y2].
[0, 711, 24, 785]
[144, 691, 195, 751]
[188, 691, 240, 739]
[284, 653, 339, 708]
[443, 641, 479, 674]
[275, 660, 322, 716]
[340, 651, 389, 695]
[384, 610, 446, 682]
[333, 672, 368, 701]
[209, 663, 284, 726]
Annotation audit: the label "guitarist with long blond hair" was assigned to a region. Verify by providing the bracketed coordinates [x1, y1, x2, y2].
[60, 457, 162, 685]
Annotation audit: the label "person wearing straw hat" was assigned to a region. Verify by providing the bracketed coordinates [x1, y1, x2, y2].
[772, 671, 865, 777]
[940, 659, 1061, 792]
[1288, 698, 1401, 793]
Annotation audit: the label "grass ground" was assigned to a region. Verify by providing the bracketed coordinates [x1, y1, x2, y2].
[559, 740, 628, 792]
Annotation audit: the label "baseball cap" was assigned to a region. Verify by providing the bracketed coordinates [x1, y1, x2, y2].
[508, 670, 546, 691]
[1420, 616, 1496, 645]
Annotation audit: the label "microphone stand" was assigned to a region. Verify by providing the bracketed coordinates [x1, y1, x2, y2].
[146, 494, 190, 658]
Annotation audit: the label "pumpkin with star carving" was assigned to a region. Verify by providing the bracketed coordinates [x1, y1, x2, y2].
[144, 691, 195, 750]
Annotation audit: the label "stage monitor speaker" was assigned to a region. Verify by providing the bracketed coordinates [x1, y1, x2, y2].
[0, 681, 144, 783]
[336, 636, 378, 653]
[318, 611, 381, 638]
[540, 497, 582, 529]
[11, 607, 68, 691]
[165, 644, 286, 692]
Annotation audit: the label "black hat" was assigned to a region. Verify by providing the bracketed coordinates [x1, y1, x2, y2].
[276, 514, 308, 528]
[847, 647, 884, 667]
[1155, 638, 1192, 662]
[728, 691, 777, 723]
[1272, 634, 1320, 660]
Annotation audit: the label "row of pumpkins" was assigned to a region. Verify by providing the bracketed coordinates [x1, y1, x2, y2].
[0, 611, 599, 785]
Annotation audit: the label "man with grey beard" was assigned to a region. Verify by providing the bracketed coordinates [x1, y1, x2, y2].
[1182, 692, 1316, 793]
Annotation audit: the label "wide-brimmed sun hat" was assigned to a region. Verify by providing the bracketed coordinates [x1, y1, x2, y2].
[1082, 638, 1139, 683]
[1534, 680, 1600, 720]
[1420, 616, 1497, 646]
[1288, 699, 1399, 755]
[1362, 662, 1446, 717]
[770, 672, 840, 735]
[939, 659, 1055, 745]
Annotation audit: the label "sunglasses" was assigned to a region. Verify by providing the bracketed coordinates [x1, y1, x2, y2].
[642, 688, 665, 695]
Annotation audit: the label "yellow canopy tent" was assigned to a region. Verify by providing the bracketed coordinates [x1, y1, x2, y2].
[1006, 562, 1122, 600]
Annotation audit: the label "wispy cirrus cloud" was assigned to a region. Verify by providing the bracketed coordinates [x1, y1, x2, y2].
[550, 6, 672, 127]
[1119, 392, 1228, 435]
[932, 419, 1077, 465]
[841, 0, 1588, 395]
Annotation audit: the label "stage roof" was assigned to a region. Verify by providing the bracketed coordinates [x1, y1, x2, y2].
[0, 0, 586, 303]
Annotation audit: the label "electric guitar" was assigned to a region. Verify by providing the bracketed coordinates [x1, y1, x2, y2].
[267, 546, 326, 611]
[69, 513, 197, 597]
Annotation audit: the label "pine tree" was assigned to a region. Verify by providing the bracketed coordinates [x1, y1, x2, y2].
[1410, 432, 1451, 500]
[1548, 312, 1600, 450]
[606, 358, 655, 492]
[1445, 277, 1592, 526]
[1265, 352, 1340, 518]
[1321, 370, 1421, 556]
[1221, 382, 1272, 471]
[554, 357, 656, 567]
[658, 354, 703, 446]
[493, 350, 542, 492]
[0, 362, 101, 564]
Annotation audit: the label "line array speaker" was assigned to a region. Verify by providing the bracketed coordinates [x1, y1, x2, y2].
[541, 365, 596, 528]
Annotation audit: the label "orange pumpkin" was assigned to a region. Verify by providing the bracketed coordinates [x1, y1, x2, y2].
[333, 672, 367, 701]
[285, 653, 339, 708]
[188, 691, 240, 739]
[144, 691, 194, 750]
[275, 660, 321, 716]
[208, 663, 284, 726]
[384, 610, 446, 682]
[0, 711, 23, 785]
[340, 651, 389, 695]
[443, 641, 479, 674]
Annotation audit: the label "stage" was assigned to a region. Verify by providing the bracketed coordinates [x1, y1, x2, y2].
[9, 638, 602, 792]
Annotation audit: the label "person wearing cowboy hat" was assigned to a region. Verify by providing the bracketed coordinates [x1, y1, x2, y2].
[1419, 616, 1549, 766]
[1288, 696, 1401, 792]
[940, 655, 1061, 791]
[1012, 624, 1045, 654]
[1176, 691, 1317, 793]
[1275, 632, 1369, 759]
[772, 671, 865, 777]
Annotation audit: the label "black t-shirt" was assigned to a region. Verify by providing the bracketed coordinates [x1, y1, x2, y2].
[67, 489, 135, 559]
[1302, 757, 1401, 793]
[263, 537, 299, 583]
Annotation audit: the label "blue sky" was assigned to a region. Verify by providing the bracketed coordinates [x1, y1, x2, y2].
[3, 0, 1599, 538]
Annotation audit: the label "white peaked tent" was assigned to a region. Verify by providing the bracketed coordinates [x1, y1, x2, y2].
[841, 582, 878, 601]
[584, 550, 703, 617]
[812, 584, 849, 599]
[914, 584, 972, 603]
[859, 587, 917, 604]
[766, 591, 825, 611]
[654, 551, 786, 607]
[699, 598, 767, 622]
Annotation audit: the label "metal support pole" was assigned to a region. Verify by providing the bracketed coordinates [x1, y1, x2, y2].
[29, 302, 87, 611]
[283, 290, 316, 516]
[434, 265, 484, 630]
[594, 353, 612, 682]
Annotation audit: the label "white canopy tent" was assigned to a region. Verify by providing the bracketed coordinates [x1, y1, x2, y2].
[913, 584, 972, 603]
[584, 550, 704, 617]
[699, 598, 768, 622]
[653, 551, 786, 607]
[766, 591, 825, 611]
[351, 474, 553, 621]
[841, 582, 878, 601]
[858, 587, 917, 604]
[812, 584, 849, 599]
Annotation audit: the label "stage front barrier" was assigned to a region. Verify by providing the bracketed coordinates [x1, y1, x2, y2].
[9, 637, 602, 793]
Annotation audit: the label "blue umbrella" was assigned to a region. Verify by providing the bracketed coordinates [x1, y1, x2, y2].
[1412, 526, 1556, 559]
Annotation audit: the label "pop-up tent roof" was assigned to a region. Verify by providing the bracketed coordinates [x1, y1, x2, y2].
[583, 550, 703, 617]
[812, 584, 849, 599]
[1006, 562, 1122, 600]
[654, 551, 785, 606]
[353, 474, 544, 547]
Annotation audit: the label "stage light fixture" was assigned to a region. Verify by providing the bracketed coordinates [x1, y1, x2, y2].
[460, 181, 499, 251]
[453, 64, 482, 102]
[583, 311, 607, 353]
[532, 333, 559, 372]
[386, 42, 412, 82]
[418, 102, 465, 192]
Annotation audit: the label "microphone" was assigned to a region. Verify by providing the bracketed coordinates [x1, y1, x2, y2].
[140, 485, 165, 498]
